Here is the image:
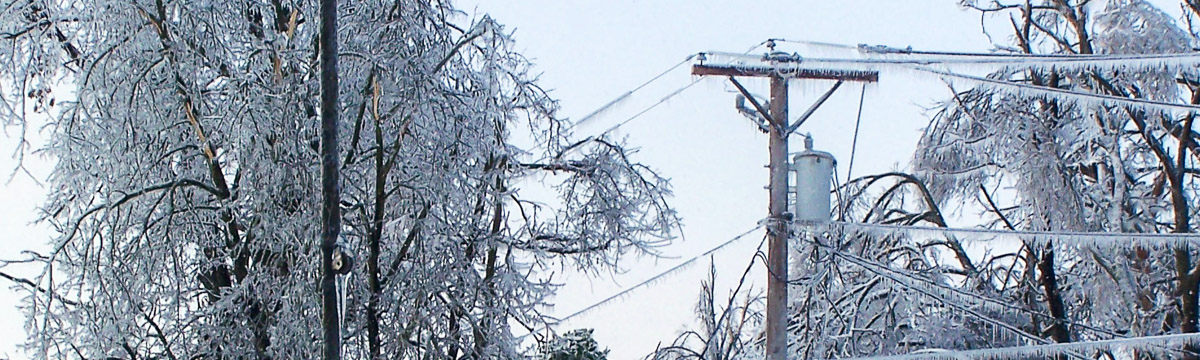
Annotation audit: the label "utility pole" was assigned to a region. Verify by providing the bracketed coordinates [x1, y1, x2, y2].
[319, 0, 342, 357]
[692, 43, 877, 360]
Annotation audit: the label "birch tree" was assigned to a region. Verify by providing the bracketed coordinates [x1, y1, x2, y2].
[0, 0, 677, 359]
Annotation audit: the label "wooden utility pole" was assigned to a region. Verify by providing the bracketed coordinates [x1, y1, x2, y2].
[319, 0, 342, 357]
[693, 46, 877, 360]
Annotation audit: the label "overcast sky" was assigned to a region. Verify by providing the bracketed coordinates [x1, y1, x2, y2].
[0, 1, 1187, 359]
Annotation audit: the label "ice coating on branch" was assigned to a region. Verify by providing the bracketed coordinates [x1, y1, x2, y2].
[0, 0, 679, 359]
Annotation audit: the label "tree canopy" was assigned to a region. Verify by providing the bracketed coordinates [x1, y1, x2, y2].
[0, 0, 677, 359]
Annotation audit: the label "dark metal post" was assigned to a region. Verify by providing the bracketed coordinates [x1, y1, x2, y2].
[319, 0, 342, 357]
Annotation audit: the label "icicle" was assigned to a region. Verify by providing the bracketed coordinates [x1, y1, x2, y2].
[700, 49, 1200, 79]
[828, 221, 1200, 248]
[918, 66, 1200, 115]
[831, 333, 1200, 360]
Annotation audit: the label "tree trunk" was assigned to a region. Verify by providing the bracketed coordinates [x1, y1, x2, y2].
[1038, 245, 1070, 343]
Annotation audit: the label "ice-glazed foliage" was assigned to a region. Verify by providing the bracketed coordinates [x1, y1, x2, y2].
[738, 0, 1200, 359]
[0, 0, 678, 359]
[538, 328, 608, 360]
[862, 0, 1200, 358]
[648, 262, 764, 360]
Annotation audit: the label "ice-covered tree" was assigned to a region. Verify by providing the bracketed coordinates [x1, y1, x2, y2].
[0, 0, 677, 359]
[792, 0, 1200, 358]
[648, 262, 763, 360]
[916, 0, 1199, 349]
[539, 328, 608, 360]
[663, 1, 1200, 359]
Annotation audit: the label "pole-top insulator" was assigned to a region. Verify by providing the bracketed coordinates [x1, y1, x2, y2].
[766, 39, 776, 51]
[804, 133, 813, 150]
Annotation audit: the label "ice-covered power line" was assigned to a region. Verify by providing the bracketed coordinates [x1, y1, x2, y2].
[776, 37, 1194, 59]
[592, 79, 703, 138]
[819, 242, 1056, 349]
[831, 333, 1200, 360]
[570, 42, 771, 139]
[917, 66, 1200, 113]
[514, 221, 765, 343]
[572, 54, 697, 128]
[807, 237, 1127, 340]
[823, 221, 1200, 247]
[690, 52, 1200, 116]
[549, 222, 765, 325]
[700, 49, 1200, 69]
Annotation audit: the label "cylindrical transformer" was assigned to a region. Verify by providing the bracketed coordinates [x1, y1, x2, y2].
[792, 136, 836, 224]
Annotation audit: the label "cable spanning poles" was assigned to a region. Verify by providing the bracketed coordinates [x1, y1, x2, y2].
[552, 223, 765, 326]
[515, 222, 766, 342]
[830, 221, 1200, 246]
[692, 40, 878, 360]
[573, 54, 697, 128]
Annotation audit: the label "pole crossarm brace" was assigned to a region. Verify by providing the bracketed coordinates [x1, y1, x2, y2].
[692, 63, 879, 82]
[728, 76, 773, 132]
[786, 80, 843, 135]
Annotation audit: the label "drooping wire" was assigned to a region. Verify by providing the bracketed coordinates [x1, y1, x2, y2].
[845, 83, 867, 184]
[578, 41, 772, 140]
[774, 38, 1194, 59]
[593, 79, 702, 138]
[827, 333, 1200, 360]
[515, 221, 766, 342]
[808, 241, 1076, 358]
[701, 49, 1200, 69]
[571, 54, 697, 129]
[828, 221, 1200, 245]
[807, 236, 1129, 340]
[549, 222, 765, 325]
[915, 66, 1200, 113]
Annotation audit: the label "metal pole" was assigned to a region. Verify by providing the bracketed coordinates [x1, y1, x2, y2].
[319, 0, 342, 356]
[765, 74, 789, 360]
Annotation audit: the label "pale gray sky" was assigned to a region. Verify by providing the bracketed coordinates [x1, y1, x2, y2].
[0, 1, 1186, 359]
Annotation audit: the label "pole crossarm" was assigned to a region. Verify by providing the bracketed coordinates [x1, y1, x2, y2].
[692, 63, 879, 82]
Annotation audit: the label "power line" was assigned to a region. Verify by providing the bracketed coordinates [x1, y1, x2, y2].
[774, 38, 1191, 59]
[513, 221, 766, 343]
[549, 222, 765, 325]
[845, 83, 867, 183]
[594, 79, 703, 138]
[826, 221, 1200, 246]
[829, 333, 1200, 360]
[915, 66, 1200, 113]
[694, 49, 1200, 115]
[511, 220, 763, 345]
[575, 42, 772, 139]
[808, 238, 1128, 340]
[701, 49, 1200, 68]
[572, 54, 698, 129]
[823, 242, 1057, 351]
